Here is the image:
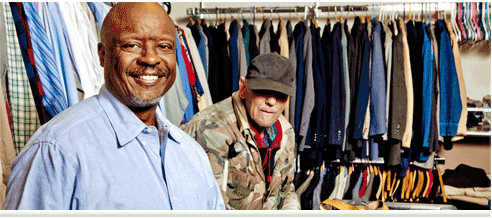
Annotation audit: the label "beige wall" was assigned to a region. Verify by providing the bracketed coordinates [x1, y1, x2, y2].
[170, 2, 491, 174]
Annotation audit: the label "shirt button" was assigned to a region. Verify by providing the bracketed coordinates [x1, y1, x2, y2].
[146, 128, 152, 133]
[173, 195, 177, 202]
[142, 141, 147, 146]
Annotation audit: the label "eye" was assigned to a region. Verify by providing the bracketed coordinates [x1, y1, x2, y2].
[123, 43, 137, 48]
[120, 43, 142, 53]
[158, 44, 173, 50]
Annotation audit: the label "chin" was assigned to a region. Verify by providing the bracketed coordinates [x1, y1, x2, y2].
[129, 95, 162, 108]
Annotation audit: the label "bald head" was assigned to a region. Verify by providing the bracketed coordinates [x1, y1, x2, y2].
[97, 2, 177, 116]
[100, 2, 173, 46]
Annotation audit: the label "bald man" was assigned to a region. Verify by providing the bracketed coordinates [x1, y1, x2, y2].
[3, 3, 224, 210]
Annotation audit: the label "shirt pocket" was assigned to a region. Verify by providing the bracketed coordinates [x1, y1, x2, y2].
[226, 166, 258, 209]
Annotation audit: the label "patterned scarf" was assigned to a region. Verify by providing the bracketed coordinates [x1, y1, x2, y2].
[249, 120, 282, 183]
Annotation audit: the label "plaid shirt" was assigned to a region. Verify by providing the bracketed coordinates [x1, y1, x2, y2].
[4, 3, 40, 154]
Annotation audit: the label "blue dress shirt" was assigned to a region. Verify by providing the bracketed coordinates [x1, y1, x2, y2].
[23, 2, 68, 119]
[86, 2, 110, 29]
[176, 31, 194, 124]
[45, 2, 79, 107]
[3, 85, 225, 210]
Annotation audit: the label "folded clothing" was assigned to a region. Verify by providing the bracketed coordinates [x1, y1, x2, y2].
[442, 164, 491, 188]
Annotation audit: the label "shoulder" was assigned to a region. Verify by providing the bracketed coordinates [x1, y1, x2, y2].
[20, 97, 106, 156]
[28, 97, 104, 144]
[180, 97, 238, 151]
[181, 97, 235, 135]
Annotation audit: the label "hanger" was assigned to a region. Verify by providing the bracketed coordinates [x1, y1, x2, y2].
[484, 3, 490, 40]
[340, 6, 345, 24]
[451, 3, 461, 42]
[478, 3, 485, 41]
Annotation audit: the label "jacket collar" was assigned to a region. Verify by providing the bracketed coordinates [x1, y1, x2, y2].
[231, 91, 251, 136]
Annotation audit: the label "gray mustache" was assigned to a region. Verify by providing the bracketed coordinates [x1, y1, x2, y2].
[127, 66, 170, 78]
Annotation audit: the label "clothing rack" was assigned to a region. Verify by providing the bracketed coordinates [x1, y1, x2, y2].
[329, 157, 445, 165]
[186, 3, 458, 19]
[186, 5, 369, 20]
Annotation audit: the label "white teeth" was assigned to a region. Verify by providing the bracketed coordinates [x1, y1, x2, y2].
[139, 75, 158, 81]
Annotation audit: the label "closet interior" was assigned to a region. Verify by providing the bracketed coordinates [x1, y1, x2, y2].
[183, 2, 491, 210]
[0, 2, 490, 210]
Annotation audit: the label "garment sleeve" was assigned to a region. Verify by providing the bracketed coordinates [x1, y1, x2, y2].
[3, 142, 77, 209]
[279, 129, 301, 210]
[279, 163, 301, 210]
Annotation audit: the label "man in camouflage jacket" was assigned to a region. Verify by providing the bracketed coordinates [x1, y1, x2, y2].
[181, 53, 300, 210]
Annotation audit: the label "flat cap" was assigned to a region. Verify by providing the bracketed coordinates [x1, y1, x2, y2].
[246, 53, 295, 96]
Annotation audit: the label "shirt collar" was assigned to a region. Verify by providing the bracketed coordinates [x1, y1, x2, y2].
[97, 85, 180, 147]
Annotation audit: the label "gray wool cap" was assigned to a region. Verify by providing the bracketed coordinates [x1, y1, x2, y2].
[245, 53, 295, 96]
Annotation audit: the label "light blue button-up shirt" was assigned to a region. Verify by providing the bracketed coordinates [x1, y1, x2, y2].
[3, 85, 225, 210]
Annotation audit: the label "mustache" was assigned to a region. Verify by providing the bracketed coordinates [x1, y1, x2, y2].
[126, 66, 170, 78]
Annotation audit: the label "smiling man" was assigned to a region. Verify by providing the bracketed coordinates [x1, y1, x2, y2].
[181, 53, 300, 210]
[3, 3, 224, 210]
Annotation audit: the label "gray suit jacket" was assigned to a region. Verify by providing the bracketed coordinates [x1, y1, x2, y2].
[298, 21, 314, 151]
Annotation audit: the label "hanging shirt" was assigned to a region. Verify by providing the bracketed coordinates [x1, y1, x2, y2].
[181, 26, 212, 111]
[23, 2, 68, 119]
[9, 3, 48, 124]
[44, 3, 79, 107]
[3, 86, 225, 210]
[197, 26, 208, 77]
[86, 2, 110, 30]
[175, 29, 194, 123]
[57, 2, 104, 100]
[4, 3, 41, 154]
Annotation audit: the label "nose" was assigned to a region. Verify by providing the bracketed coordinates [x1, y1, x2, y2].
[138, 46, 160, 66]
[265, 96, 277, 106]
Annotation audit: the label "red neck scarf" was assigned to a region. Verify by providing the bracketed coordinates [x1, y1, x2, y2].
[249, 120, 282, 182]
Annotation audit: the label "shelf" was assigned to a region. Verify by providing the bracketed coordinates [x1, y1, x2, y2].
[466, 131, 491, 136]
[467, 108, 491, 112]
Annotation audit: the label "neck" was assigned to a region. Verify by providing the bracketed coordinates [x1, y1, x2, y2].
[130, 105, 158, 127]
[249, 120, 266, 138]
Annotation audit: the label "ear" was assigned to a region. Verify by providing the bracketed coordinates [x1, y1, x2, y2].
[238, 77, 247, 99]
[98, 43, 105, 67]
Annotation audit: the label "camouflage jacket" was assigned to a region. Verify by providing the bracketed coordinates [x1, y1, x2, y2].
[180, 92, 300, 210]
